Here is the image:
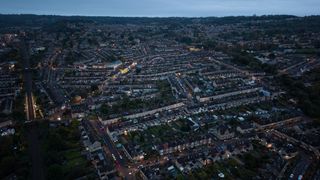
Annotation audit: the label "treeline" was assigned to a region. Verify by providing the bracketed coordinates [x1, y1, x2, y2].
[0, 123, 30, 179]
[42, 120, 95, 179]
[251, 16, 320, 35]
[0, 14, 310, 28]
[279, 68, 320, 120]
[229, 50, 276, 74]
[100, 80, 173, 117]
[200, 15, 297, 25]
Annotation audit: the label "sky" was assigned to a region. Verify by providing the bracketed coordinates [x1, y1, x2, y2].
[0, 0, 319, 17]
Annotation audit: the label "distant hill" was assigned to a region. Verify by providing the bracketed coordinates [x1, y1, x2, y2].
[0, 14, 302, 27]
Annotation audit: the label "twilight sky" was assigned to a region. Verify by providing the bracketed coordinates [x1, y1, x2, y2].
[0, 0, 319, 17]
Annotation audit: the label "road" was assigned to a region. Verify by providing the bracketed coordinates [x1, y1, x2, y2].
[26, 123, 45, 180]
[19, 37, 45, 180]
[210, 57, 249, 75]
[289, 153, 312, 179]
[271, 129, 320, 159]
[89, 120, 133, 179]
[20, 38, 36, 121]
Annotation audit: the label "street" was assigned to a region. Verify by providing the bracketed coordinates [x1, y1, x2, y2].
[88, 120, 134, 179]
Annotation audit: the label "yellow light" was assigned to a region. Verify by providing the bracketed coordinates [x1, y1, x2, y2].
[267, 144, 272, 148]
[120, 68, 129, 74]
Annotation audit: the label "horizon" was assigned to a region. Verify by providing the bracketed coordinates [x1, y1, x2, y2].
[0, 0, 319, 17]
[0, 13, 316, 19]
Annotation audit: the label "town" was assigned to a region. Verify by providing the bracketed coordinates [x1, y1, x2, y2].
[0, 14, 320, 180]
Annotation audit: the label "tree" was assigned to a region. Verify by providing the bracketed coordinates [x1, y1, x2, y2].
[128, 35, 134, 41]
[0, 156, 15, 178]
[47, 165, 64, 180]
[91, 84, 99, 92]
[203, 40, 217, 50]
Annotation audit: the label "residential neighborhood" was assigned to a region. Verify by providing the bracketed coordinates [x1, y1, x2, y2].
[0, 14, 320, 180]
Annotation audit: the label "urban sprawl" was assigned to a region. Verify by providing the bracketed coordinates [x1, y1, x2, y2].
[0, 15, 320, 180]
